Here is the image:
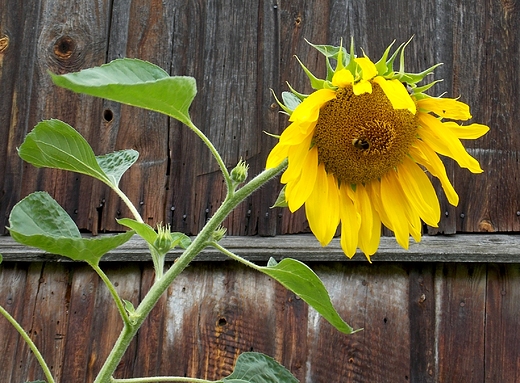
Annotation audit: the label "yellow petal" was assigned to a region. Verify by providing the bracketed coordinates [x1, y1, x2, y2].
[332, 68, 354, 88]
[380, 171, 411, 249]
[266, 142, 289, 169]
[373, 77, 416, 114]
[277, 120, 313, 146]
[289, 89, 336, 123]
[409, 142, 459, 206]
[339, 184, 361, 258]
[396, 157, 440, 227]
[281, 134, 313, 183]
[417, 97, 471, 120]
[285, 146, 318, 212]
[305, 164, 339, 246]
[354, 184, 381, 258]
[418, 113, 483, 173]
[355, 57, 378, 80]
[353, 80, 373, 95]
[444, 122, 490, 139]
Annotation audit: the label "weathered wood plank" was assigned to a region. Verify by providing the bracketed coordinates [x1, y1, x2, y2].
[408, 264, 436, 382]
[0, 263, 31, 382]
[3, 234, 520, 263]
[436, 264, 487, 382]
[484, 264, 520, 383]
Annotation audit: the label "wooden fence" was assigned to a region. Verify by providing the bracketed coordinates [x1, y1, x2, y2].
[1, 0, 519, 382]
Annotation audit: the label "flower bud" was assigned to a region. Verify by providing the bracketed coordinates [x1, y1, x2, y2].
[153, 223, 173, 254]
[230, 159, 249, 184]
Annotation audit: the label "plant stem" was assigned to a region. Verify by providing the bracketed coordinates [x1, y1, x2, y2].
[186, 120, 233, 195]
[90, 263, 131, 326]
[211, 242, 261, 271]
[93, 159, 286, 383]
[0, 304, 56, 383]
[111, 376, 215, 383]
[111, 185, 144, 223]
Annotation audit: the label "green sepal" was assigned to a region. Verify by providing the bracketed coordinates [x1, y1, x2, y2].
[397, 63, 443, 85]
[281, 91, 302, 112]
[222, 352, 299, 383]
[413, 79, 443, 95]
[8, 192, 134, 265]
[270, 186, 288, 208]
[269, 89, 292, 115]
[0, 253, 2, 264]
[294, 56, 326, 90]
[117, 218, 191, 251]
[398, 36, 414, 75]
[374, 40, 396, 75]
[259, 257, 356, 334]
[285, 82, 308, 100]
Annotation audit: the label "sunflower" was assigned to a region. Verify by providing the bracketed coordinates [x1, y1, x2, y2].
[266, 39, 489, 261]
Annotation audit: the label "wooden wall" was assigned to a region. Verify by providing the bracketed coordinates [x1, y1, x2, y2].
[1, 0, 518, 236]
[2, 257, 520, 382]
[1, 0, 520, 382]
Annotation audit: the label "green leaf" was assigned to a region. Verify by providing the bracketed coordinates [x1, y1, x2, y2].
[223, 352, 299, 383]
[50, 58, 197, 126]
[0, 253, 3, 264]
[259, 258, 354, 334]
[117, 218, 158, 245]
[96, 149, 139, 187]
[270, 186, 288, 208]
[281, 92, 301, 112]
[8, 192, 133, 265]
[18, 119, 111, 185]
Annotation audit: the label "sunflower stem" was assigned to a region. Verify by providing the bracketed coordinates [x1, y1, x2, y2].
[93, 159, 287, 383]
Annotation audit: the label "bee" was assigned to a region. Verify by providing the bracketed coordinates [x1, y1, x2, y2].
[352, 138, 370, 150]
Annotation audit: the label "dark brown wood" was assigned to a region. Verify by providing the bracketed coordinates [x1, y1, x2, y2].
[4, 261, 520, 382]
[3, 0, 512, 237]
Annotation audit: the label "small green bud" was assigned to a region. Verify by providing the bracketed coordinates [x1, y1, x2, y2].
[230, 159, 249, 184]
[153, 223, 173, 254]
[212, 225, 227, 242]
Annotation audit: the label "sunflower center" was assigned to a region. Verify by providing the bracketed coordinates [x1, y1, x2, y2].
[312, 82, 418, 185]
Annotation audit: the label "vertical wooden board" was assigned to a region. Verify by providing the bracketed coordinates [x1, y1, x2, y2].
[0, 263, 30, 381]
[484, 264, 520, 382]
[88, 263, 141, 380]
[436, 263, 486, 382]
[0, 0, 43, 233]
[272, 282, 309, 382]
[60, 264, 101, 382]
[91, 0, 175, 233]
[131, 264, 167, 378]
[275, 0, 330, 235]
[166, 0, 283, 236]
[10, 0, 114, 234]
[408, 264, 436, 383]
[8, 263, 70, 383]
[453, 0, 520, 233]
[145, 262, 279, 380]
[306, 263, 410, 382]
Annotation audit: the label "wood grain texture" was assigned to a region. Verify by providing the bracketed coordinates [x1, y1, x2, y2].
[4, 261, 520, 382]
[2, 0, 511, 237]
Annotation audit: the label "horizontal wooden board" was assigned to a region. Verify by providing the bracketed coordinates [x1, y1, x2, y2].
[2, 233, 520, 263]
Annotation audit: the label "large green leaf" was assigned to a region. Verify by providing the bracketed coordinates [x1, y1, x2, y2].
[8, 192, 133, 265]
[222, 352, 299, 383]
[96, 149, 139, 187]
[18, 119, 111, 185]
[260, 258, 354, 334]
[50, 58, 197, 126]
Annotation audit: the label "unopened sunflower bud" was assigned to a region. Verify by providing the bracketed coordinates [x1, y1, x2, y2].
[230, 159, 249, 184]
[153, 223, 173, 254]
[212, 226, 227, 242]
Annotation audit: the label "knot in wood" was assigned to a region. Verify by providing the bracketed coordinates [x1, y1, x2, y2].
[0, 35, 9, 53]
[53, 36, 75, 60]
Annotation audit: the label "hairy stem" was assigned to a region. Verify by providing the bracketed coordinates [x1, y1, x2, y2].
[93, 160, 287, 383]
